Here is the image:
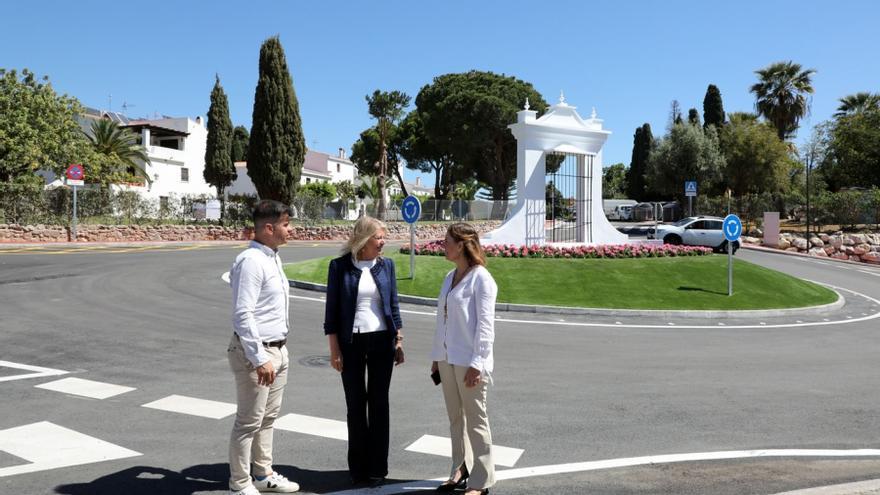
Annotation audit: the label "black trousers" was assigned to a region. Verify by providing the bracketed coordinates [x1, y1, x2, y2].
[340, 331, 395, 479]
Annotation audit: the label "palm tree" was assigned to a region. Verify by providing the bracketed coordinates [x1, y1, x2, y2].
[86, 119, 151, 184]
[835, 92, 880, 117]
[750, 61, 816, 140]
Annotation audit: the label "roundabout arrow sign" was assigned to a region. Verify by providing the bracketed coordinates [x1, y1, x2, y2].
[723, 214, 742, 296]
[401, 195, 421, 280]
[723, 214, 742, 242]
[401, 195, 421, 224]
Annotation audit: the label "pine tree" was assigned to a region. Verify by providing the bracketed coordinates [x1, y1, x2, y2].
[625, 123, 653, 200]
[203, 75, 236, 223]
[703, 84, 726, 129]
[247, 36, 306, 205]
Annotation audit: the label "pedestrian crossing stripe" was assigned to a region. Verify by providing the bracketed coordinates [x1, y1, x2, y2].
[0, 360, 68, 383]
[35, 377, 135, 399]
[406, 434, 524, 467]
[0, 421, 140, 478]
[141, 394, 237, 419]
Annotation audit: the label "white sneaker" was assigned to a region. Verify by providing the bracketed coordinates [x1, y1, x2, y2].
[253, 472, 300, 493]
[230, 485, 261, 495]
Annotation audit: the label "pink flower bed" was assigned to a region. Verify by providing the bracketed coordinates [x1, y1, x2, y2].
[400, 241, 713, 259]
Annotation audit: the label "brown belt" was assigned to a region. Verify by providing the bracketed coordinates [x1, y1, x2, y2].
[233, 333, 286, 348]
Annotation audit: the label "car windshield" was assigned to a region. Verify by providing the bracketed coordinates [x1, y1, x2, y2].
[672, 218, 694, 227]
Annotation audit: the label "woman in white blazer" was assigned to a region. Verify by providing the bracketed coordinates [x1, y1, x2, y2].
[430, 223, 497, 495]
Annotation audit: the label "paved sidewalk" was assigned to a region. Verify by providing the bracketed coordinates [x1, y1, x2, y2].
[771, 479, 880, 495]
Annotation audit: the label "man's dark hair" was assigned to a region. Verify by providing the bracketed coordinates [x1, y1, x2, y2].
[252, 199, 292, 228]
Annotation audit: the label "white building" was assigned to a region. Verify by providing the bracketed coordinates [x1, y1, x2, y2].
[123, 116, 215, 201]
[227, 148, 358, 196]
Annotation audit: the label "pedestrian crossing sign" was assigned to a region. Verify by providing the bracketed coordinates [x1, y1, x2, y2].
[685, 181, 697, 197]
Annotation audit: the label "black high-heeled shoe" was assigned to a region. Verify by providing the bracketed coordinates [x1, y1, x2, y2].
[435, 465, 469, 492]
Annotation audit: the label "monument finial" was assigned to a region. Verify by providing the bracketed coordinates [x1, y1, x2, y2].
[559, 90, 566, 104]
[524, 97, 530, 111]
[591, 106, 597, 119]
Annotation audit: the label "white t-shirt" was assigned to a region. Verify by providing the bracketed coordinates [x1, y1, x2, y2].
[352, 256, 387, 333]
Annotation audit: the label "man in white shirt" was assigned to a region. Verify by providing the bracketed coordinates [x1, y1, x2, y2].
[227, 199, 299, 495]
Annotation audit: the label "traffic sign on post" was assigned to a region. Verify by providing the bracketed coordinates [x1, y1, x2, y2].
[65, 164, 85, 241]
[401, 195, 421, 280]
[723, 214, 742, 296]
[401, 195, 421, 224]
[66, 164, 85, 181]
[723, 214, 743, 242]
[685, 181, 697, 216]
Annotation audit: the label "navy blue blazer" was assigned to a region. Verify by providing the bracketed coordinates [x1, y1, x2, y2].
[323, 255, 403, 344]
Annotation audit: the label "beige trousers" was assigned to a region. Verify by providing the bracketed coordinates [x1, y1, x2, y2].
[228, 335, 289, 491]
[437, 361, 495, 490]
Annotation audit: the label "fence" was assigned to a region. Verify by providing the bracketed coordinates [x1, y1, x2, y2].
[1, 184, 518, 227]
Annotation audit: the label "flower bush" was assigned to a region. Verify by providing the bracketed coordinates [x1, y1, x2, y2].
[400, 241, 713, 259]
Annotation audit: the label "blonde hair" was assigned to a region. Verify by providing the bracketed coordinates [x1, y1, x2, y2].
[447, 222, 486, 267]
[342, 216, 386, 258]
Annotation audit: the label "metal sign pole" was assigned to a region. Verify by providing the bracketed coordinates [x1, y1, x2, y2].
[72, 185, 78, 241]
[410, 223, 415, 280]
[728, 241, 733, 296]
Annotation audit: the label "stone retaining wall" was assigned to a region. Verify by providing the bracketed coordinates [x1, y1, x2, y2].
[0, 221, 502, 244]
[742, 232, 880, 264]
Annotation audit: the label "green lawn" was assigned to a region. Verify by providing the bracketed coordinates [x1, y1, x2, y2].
[285, 253, 838, 310]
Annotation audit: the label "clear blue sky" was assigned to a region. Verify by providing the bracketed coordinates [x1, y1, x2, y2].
[2, 1, 878, 187]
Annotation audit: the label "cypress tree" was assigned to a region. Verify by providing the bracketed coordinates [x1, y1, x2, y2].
[703, 84, 726, 129]
[625, 123, 653, 200]
[687, 108, 701, 126]
[231, 125, 249, 162]
[247, 36, 306, 205]
[204, 75, 236, 223]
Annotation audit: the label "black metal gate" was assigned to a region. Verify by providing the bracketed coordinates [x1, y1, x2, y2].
[546, 152, 593, 243]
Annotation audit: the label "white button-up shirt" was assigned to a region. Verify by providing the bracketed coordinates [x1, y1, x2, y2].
[430, 265, 497, 374]
[230, 240, 290, 367]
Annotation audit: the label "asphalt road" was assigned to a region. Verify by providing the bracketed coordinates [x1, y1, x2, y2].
[2, 242, 880, 495]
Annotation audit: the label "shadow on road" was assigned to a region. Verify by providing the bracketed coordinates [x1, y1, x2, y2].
[54, 463, 355, 495]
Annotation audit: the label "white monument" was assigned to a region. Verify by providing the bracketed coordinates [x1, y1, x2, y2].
[482, 93, 629, 246]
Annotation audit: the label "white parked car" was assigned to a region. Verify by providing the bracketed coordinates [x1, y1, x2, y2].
[649, 216, 739, 253]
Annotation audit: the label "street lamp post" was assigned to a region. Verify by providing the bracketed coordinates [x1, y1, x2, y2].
[805, 158, 811, 238]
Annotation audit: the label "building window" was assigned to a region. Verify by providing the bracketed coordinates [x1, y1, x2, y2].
[336, 163, 341, 173]
[306, 178, 311, 183]
[158, 138, 180, 150]
[160, 196, 169, 210]
[181, 167, 189, 182]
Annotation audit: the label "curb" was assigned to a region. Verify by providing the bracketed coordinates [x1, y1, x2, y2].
[743, 243, 880, 268]
[289, 280, 845, 319]
[770, 479, 880, 495]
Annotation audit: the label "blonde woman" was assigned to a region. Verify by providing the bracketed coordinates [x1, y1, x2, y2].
[323, 216, 404, 486]
[430, 223, 497, 495]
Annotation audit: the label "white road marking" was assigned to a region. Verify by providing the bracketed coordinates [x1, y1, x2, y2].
[0, 360, 68, 383]
[320, 448, 880, 495]
[141, 395, 236, 419]
[0, 421, 140, 478]
[274, 413, 348, 441]
[35, 377, 135, 399]
[228, 272, 880, 330]
[858, 269, 880, 277]
[405, 434, 524, 467]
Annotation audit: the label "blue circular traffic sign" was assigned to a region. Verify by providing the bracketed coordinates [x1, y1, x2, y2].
[723, 214, 743, 242]
[401, 195, 421, 224]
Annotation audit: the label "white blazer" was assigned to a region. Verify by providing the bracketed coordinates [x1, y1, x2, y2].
[431, 265, 497, 374]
